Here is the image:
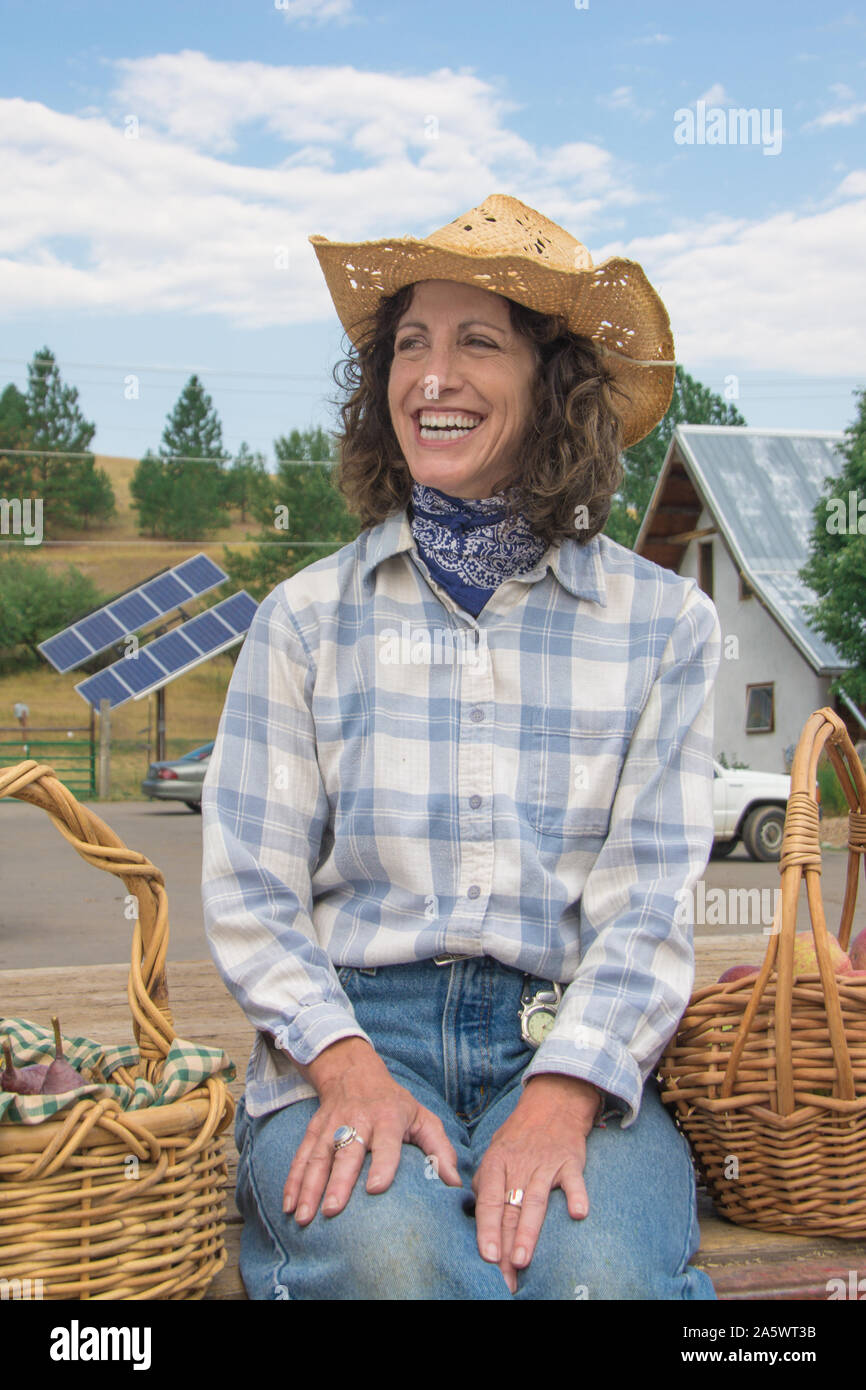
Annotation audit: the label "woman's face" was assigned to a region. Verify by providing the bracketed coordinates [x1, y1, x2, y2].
[387, 279, 538, 499]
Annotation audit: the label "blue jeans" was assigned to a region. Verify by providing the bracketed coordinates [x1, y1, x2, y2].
[235, 956, 715, 1300]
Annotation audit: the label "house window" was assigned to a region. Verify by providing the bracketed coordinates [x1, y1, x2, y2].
[698, 542, 714, 599]
[746, 683, 774, 733]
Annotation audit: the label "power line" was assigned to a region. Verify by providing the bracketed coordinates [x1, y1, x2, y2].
[0, 539, 346, 549]
[0, 356, 330, 381]
[0, 448, 335, 466]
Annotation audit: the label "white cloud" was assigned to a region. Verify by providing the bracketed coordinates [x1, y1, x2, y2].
[596, 173, 866, 375]
[836, 169, 866, 195]
[696, 83, 730, 107]
[804, 95, 866, 129]
[630, 32, 671, 45]
[597, 85, 654, 121]
[0, 56, 643, 328]
[2, 54, 864, 376]
[275, 0, 356, 24]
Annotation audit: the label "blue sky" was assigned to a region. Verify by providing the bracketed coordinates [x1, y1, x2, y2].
[1, 0, 865, 465]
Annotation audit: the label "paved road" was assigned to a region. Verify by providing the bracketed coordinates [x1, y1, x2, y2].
[0, 800, 863, 969]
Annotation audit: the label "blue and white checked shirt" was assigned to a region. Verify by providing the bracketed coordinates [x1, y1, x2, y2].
[201, 507, 721, 1127]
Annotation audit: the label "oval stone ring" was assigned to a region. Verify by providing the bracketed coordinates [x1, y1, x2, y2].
[333, 1125, 365, 1151]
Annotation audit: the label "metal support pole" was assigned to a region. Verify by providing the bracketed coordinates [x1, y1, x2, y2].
[156, 686, 166, 763]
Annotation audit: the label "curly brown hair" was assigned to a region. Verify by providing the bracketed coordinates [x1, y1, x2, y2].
[328, 283, 630, 547]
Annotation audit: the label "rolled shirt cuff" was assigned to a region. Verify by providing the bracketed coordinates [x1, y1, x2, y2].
[520, 1029, 643, 1129]
[271, 1002, 375, 1066]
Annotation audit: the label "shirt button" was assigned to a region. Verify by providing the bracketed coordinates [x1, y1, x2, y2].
[469, 795, 482, 809]
[470, 708, 484, 722]
[467, 885, 480, 899]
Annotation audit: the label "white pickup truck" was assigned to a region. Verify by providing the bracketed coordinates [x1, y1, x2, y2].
[712, 761, 791, 862]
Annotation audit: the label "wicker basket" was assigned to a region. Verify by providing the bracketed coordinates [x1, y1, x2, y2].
[0, 760, 235, 1298]
[659, 707, 866, 1237]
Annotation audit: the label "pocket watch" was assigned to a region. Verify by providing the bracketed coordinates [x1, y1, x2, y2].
[519, 979, 562, 1048]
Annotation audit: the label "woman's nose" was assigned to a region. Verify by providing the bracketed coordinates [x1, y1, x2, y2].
[416, 341, 465, 392]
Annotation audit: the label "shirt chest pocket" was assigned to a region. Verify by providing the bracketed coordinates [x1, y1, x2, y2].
[527, 707, 633, 839]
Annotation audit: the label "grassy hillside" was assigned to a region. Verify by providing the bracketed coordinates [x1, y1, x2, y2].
[36, 454, 267, 594]
[1, 455, 257, 799]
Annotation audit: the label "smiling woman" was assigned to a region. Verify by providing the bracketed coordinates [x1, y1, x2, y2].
[330, 275, 628, 546]
[201, 193, 720, 1301]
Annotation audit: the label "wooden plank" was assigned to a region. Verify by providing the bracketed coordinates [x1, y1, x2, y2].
[693, 934, 774, 990]
[3, 943, 865, 1302]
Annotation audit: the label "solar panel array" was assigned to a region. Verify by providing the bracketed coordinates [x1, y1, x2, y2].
[39, 554, 228, 673]
[75, 590, 259, 710]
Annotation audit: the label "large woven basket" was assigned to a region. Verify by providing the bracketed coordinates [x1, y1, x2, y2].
[0, 760, 235, 1299]
[659, 707, 866, 1237]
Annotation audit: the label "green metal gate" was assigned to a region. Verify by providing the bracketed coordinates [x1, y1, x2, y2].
[0, 730, 96, 797]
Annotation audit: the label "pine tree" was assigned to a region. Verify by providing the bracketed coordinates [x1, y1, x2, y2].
[130, 375, 230, 539]
[66, 455, 116, 529]
[800, 388, 866, 706]
[23, 348, 114, 533]
[223, 441, 274, 523]
[223, 427, 359, 600]
[0, 383, 33, 496]
[129, 452, 172, 537]
[606, 366, 746, 547]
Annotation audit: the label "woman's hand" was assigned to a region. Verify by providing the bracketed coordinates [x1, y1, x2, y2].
[472, 1074, 600, 1294]
[283, 1037, 462, 1223]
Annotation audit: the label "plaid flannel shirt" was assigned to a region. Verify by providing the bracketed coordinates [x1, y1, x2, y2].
[201, 507, 720, 1126]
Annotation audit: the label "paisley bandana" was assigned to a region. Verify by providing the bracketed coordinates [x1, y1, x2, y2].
[408, 481, 548, 617]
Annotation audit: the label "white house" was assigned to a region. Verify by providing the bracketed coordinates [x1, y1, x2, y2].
[634, 425, 864, 774]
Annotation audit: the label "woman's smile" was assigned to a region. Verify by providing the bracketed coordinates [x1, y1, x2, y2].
[388, 279, 537, 499]
[413, 409, 487, 447]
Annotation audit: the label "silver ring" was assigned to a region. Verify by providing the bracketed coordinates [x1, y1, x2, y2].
[506, 1188, 525, 1207]
[333, 1125, 365, 1151]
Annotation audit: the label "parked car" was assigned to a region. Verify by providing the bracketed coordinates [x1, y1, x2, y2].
[141, 743, 792, 852]
[141, 741, 214, 811]
[712, 761, 791, 862]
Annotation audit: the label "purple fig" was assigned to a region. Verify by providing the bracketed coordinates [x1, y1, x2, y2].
[41, 1016, 83, 1095]
[2, 1039, 49, 1095]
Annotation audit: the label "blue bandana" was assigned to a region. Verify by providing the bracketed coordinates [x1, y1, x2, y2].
[408, 482, 548, 617]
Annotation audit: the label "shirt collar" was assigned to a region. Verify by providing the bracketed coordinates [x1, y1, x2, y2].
[359, 508, 607, 608]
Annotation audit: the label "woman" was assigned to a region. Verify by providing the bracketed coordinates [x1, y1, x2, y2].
[201, 194, 720, 1300]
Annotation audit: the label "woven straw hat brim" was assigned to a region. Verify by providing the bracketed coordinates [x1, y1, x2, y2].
[310, 213, 675, 448]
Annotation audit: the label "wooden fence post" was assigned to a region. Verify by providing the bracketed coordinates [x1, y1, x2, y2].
[98, 698, 111, 799]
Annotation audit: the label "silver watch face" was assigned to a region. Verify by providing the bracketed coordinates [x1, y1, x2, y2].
[525, 1007, 556, 1045]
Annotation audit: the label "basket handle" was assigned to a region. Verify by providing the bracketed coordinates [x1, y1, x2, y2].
[719, 708, 866, 1111]
[0, 761, 176, 1073]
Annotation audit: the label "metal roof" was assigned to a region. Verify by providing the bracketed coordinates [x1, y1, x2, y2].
[656, 426, 849, 675]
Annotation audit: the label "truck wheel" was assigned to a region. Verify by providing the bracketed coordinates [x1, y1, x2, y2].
[711, 838, 738, 859]
[742, 806, 785, 862]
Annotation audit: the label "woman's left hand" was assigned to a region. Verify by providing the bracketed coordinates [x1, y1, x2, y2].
[472, 1074, 600, 1294]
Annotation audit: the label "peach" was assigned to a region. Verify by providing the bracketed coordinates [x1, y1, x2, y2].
[849, 928, 866, 972]
[718, 964, 759, 984]
[791, 932, 852, 976]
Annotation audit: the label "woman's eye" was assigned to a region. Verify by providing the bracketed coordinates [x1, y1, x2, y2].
[396, 336, 495, 351]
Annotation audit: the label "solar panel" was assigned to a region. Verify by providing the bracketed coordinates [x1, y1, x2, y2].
[75, 590, 258, 710]
[39, 553, 228, 673]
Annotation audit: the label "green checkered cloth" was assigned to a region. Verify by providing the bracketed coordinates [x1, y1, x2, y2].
[0, 1017, 236, 1125]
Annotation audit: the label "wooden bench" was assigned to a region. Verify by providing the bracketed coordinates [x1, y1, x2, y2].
[3, 936, 865, 1301]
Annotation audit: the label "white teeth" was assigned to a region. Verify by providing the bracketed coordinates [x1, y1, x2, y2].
[419, 426, 476, 440]
[418, 412, 482, 429]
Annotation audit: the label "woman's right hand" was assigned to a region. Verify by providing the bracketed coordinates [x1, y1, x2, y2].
[282, 1036, 463, 1223]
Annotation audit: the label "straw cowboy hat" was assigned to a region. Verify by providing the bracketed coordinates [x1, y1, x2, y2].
[309, 193, 676, 448]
